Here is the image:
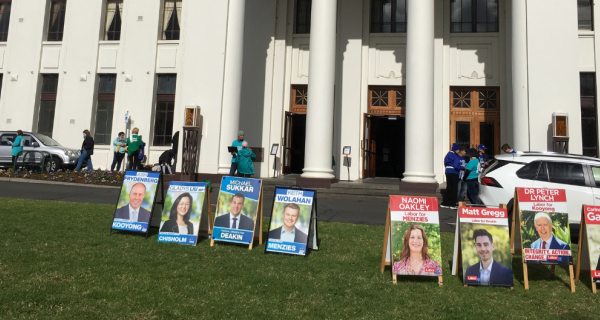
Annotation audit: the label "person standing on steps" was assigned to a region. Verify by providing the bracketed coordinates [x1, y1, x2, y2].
[441, 143, 465, 210]
[229, 130, 247, 176]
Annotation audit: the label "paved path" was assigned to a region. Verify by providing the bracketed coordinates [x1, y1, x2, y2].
[0, 181, 457, 232]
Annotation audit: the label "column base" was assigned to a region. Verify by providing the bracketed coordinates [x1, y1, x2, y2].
[296, 177, 338, 189]
[398, 181, 439, 194]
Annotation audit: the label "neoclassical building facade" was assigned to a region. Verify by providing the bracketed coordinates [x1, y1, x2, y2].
[0, 0, 596, 189]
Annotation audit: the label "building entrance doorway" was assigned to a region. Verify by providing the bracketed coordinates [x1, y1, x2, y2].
[450, 88, 501, 159]
[363, 115, 406, 178]
[282, 112, 306, 174]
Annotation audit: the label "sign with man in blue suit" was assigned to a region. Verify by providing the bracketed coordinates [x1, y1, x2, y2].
[456, 207, 514, 287]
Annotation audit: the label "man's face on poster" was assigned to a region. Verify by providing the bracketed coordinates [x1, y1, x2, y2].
[283, 207, 300, 231]
[475, 235, 495, 263]
[129, 183, 146, 210]
[535, 216, 552, 242]
[230, 196, 244, 217]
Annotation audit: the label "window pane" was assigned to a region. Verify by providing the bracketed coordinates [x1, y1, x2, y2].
[105, 0, 123, 41]
[547, 162, 586, 186]
[162, 0, 182, 40]
[42, 74, 59, 93]
[157, 74, 177, 94]
[578, 0, 593, 31]
[48, 1, 66, 41]
[453, 90, 471, 108]
[536, 162, 549, 182]
[451, 0, 497, 33]
[456, 121, 470, 149]
[38, 101, 56, 137]
[479, 91, 497, 109]
[295, 0, 312, 34]
[479, 122, 495, 158]
[582, 118, 598, 148]
[394, 0, 407, 33]
[99, 74, 117, 93]
[0, 3, 11, 42]
[372, 90, 388, 107]
[516, 161, 540, 180]
[580, 73, 595, 96]
[592, 167, 600, 187]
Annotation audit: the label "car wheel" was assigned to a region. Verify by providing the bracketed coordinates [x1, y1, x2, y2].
[45, 156, 63, 172]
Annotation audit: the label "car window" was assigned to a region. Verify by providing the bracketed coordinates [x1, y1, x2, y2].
[33, 133, 61, 146]
[21, 135, 35, 147]
[516, 161, 540, 180]
[0, 134, 16, 146]
[592, 167, 600, 188]
[546, 162, 586, 186]
[535, 162, 549, 182]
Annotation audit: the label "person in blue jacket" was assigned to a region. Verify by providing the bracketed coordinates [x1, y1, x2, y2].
[441, 143, 466, 209]
[11, 130, 23, 169]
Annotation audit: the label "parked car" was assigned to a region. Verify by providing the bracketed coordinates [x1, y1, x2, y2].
[0, 131, 81, 171]
[479, 152, 600, 240]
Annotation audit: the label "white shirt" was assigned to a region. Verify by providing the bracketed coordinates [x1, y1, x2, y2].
[178, 225, 188, 234]
[229, 212, 241, 229]
[479, 258, 494, 286]
[129, 204, 140, 222]
[280, 227, 296, 242]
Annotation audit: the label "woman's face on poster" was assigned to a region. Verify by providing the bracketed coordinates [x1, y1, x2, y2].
[177, 197, 191, 216]
[409, 229, 424, 253]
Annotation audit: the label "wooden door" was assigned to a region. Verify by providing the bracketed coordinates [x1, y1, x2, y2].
[363, 114, 377, 178]
[450, 88, 501, 158]
[282, 112, 293, 174]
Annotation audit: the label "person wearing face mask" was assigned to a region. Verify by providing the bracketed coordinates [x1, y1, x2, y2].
[160, 193, 194, 234]
[74, 129, 94, 172]
[392, 225, 442, 276]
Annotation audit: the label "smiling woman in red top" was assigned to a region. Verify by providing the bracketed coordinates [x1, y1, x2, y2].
[392, 225, 442, 276]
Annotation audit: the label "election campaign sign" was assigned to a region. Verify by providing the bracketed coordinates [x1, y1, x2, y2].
[511, 187, 575, 291]
[111, 171, 162, 237]
[265, 187, 316, 256]
[575, 205, 600, 293]
[381, 196, 443, 286]
[157, 182, 211, 246]
[210, 176, 263, 249]
[451, 205, 513, 287]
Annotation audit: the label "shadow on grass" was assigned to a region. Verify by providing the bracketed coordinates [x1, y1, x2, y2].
[511, 258, 574, 291]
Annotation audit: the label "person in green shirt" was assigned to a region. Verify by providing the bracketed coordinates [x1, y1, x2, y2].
[229, 130, 247, 176]
[127, 127, 143, 170]
[463, 148, 481, 205]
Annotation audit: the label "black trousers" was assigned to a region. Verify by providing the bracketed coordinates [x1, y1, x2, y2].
[128, 150, 141, 170]
[443, 173, 460, 206]
[111, 152, 125, 171]
[229, 162, 238, 176]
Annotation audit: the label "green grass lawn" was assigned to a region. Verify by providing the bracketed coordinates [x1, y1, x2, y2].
[1, 198, 599, 319]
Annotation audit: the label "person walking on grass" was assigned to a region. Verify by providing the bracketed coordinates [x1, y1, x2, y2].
[11, 130, 23, 170]
[127, 128, 143, 170]
[236, 141, 256, 178]
[111, 132, 126, 171]
[74, 130, 94, 172]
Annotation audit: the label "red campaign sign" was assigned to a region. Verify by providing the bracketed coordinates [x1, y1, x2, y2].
[517, 188, 566, 202]
[459, 207, 507, 219]
[592, 270, 600, 278]
[584, 205, 600, 225]
[467, 276, 478, 281]
[390, 196, 438, 212]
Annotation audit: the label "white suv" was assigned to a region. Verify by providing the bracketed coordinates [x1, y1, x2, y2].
[479, 152, 600, 224]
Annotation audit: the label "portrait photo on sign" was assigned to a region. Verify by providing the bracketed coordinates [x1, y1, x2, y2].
[460, 224, 513, 286]
[114, 175, 158, 224]
[391, 222, 442, 276]
[520, 210, 572, 265]
[157, 182, 207, 245]
[213, 177, 261, 231]
[587, 224, 600, 283]
[265, 188, 314, 255]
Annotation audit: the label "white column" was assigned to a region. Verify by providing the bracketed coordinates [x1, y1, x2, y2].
[402, 0, 437, 184]
[511, 0, 530, 151]
[218, 0, 246, 174]
[301, 0, 337, 179]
